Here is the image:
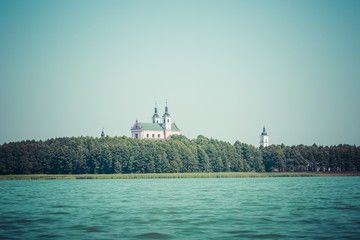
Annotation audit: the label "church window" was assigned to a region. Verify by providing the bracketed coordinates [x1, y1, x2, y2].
[158, 134, 160, 138]
[146, 134, 149, 138]
[135, 134, 138, 139]
[167, 119, 169, 123]
[152, 134, 155, 138]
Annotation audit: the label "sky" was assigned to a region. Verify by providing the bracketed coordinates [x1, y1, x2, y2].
[1, 0, 360, 146]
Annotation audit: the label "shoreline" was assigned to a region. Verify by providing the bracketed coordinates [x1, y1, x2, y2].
[1, 172, 359, 180]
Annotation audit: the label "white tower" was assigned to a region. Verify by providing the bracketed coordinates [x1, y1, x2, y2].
[162, 102, 171, 130]
[152, 102, 161, 123]
[260, 126, 269, 147]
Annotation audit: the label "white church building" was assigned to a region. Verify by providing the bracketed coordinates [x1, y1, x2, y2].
[130, 104, 181, 139]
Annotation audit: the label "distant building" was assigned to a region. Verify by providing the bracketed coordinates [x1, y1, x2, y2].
[130, 103, 181, 139]
[260, 126, 269, 147]
[101, 128, 105, 137]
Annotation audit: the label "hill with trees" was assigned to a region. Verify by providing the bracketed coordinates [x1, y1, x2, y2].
[0, 135, 359, 174]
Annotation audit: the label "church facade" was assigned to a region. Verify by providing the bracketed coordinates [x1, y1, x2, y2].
[130, 104, 180, 140]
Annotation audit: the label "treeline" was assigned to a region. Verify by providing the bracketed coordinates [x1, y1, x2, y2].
[0, 135, 359, 174]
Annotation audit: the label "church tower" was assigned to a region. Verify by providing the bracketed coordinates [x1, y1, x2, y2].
[260, 126, 269, 147]
[152, 102, 161, 123]
[101, 128, 105, 137]
[162, 102, 171, 130]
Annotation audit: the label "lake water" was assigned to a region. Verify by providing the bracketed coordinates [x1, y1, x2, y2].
[1, 177, 360, 239]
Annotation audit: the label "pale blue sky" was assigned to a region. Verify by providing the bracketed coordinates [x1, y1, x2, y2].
[1, 0, 360, 146]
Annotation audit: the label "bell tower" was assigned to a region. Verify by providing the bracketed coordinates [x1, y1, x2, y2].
[260, 126, 269, 147]
[152, 102, 161, 123]
[162, 101, 171, 130]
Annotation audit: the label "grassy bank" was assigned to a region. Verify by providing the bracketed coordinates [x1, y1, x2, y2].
[1, 172, 359, 180]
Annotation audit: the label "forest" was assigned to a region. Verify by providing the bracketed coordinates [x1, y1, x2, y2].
[0, 135, 359, 175]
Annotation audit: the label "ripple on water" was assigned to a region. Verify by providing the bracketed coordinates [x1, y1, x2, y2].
[51, 212, 69, 215]
[70, 224, 85, 229]
[170, 219, 188, 224]
[249, 234, 287, 238]
[69, 224, 105, 233]
[166, 211, 180, 214]
[227, 231, 287, 239]
[53, 205, 67, 208]
[300, 219, 320, 224]
[226, 230, 256, 234]
[335, 206, 360, 210]
[38, 234, 61, 238]
[15, 219, 36, 224]
[37, 218, 58, 223]
[2, 211, 17, 214]
[135, 232, 171, 239]
[83, 226, 105, 233]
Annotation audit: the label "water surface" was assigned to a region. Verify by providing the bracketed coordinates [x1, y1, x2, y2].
[1, 177, 359, 239]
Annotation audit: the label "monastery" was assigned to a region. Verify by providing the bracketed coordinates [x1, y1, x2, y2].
[128, 103, 269, 146]
[130, 103, 180, 139]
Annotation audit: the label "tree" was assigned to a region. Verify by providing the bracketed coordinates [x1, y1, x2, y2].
[196, 146, 211, 172]
[0, 135, 359, 174]
[261, 145, 286, 172]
